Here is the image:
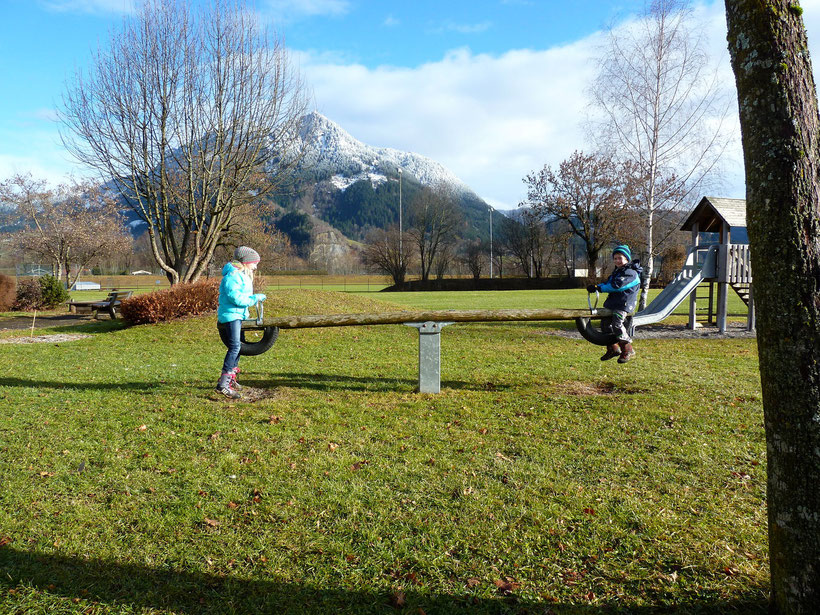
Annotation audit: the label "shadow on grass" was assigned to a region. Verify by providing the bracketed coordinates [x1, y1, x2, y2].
[0, 546, 767, 614]
[249, 372, 511, 393]
[0, 377, 161, 392]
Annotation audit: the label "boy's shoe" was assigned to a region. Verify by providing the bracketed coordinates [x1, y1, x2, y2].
[600, 345, 621, 361]
[216, 385, 242, 399]
[617, 343, 636, 363]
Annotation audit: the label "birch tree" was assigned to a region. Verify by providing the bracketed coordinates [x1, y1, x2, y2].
[61, 0, 310, 285]
[724, 1, 820, 612]
[590, 0, 732, 308]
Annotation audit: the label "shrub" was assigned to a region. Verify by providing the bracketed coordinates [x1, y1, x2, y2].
[39, 275, 70, 308]
[0, 274, 16, 312]
[13, 278, 43, 311]
[120, 279, 219, 324]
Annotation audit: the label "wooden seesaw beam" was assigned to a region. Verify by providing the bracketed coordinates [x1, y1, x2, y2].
[240, 307, 613, 394]
[245, 308, 611, 330]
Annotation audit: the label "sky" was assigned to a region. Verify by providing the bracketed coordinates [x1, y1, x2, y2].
[2, 0, 820, 210]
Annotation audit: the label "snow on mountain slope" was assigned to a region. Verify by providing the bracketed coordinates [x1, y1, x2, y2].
[293, 111, 481, 199]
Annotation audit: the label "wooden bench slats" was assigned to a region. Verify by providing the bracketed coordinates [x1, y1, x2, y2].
[66, 291, 133, 319]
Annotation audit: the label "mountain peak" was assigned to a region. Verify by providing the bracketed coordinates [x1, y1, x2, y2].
[294, 112, 478, 199]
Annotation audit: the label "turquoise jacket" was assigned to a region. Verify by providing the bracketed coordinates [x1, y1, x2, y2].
[217, 262, 260, 323]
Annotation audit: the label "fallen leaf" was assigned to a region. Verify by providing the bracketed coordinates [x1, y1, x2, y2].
[268, 415, 282, 424]
[350, 460, 368, 471]
[137, 424, 147, 431]
[493, 578, 521, 594]
[583, 507, 596, 515]
[203, 518, 220, 527]
[466, 577, 481, 588]
[389, 591, 406, 608]
[227, 501, 239, 509]
[0, 536, 11, 547]
[328, 442, 339, 452]
[479, 427, 488, 434]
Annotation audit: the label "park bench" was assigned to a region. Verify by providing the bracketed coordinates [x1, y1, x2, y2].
[66, 290, 133, 319]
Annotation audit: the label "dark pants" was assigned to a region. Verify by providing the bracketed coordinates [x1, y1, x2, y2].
[602, 310, 632, 343]
[219, 319, 242, 374]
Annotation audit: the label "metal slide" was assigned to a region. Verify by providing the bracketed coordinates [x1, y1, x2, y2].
[575, 245, 719, 344]
[632, 244, 718, 327]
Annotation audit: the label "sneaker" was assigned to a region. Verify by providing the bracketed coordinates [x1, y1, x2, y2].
[600, 346, 621, 361]
[617, 347, 636, 363]
[216, 385, 242, 399]
[229, 368, 243, 390]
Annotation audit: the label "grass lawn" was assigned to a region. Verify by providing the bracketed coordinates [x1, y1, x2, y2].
[0, 288, 766, 614]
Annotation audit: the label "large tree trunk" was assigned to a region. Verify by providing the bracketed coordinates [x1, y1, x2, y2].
[724, 2, 820, 612]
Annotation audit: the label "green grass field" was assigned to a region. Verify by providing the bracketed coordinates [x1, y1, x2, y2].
[0, 288, 766, 614]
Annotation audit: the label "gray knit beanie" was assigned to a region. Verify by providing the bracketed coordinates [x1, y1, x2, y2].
[234, 246, 261, 264]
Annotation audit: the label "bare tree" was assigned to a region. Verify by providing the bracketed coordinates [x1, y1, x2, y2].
[590, 0, 732, 307]
[725, 1, 820, 611]
[496, 210, 550, 279]
[61, 0, 310, 285]
[407, 186, 462, 282]
[212, 206, 293, 272]
[362, 226, 411, 286]
[0, 175, 132, 287]
[522, 151, 637, 279]
[457, 239, 486, 280]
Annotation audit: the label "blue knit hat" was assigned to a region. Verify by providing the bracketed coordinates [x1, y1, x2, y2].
[613, 245, 631, 261]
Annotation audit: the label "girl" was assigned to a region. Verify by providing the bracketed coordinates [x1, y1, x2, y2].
[216, 246, 266, 398]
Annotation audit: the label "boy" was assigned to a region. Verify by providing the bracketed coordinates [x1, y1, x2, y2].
[586, 245, 643, 363]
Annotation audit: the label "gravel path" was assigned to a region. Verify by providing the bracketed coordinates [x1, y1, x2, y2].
[0, 314, 97, 331]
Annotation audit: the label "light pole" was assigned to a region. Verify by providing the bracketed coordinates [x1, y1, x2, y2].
[398, 168, 403, 269]
[489, 206, 493, 279]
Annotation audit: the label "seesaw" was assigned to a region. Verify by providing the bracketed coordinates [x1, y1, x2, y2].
[222, 305, 614, 393]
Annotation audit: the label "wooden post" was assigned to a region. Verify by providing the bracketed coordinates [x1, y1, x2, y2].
[717, 223, 730, 333]
[688, 221, 700, 330]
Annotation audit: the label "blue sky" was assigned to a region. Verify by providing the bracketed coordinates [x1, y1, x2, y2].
[2, 0, 818, 209]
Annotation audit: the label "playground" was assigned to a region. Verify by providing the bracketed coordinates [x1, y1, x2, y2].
[0, 284, 767, 613]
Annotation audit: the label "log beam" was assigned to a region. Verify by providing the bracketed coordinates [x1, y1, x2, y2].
[249, 308, 610, 330]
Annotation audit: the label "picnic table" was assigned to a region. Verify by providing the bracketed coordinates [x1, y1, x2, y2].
[66, 290, 133, 319]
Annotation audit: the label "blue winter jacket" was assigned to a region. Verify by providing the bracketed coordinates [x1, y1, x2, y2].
[217, 262, 261, 323]
[598, 261, 643, 313]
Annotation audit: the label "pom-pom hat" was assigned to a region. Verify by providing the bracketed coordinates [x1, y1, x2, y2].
[234, 246, 260, 264]
[613, 245, 631, 261]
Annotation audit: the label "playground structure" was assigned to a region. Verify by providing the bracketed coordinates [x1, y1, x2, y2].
[230, 196, 753, 392]
[680, 196, 754, 333]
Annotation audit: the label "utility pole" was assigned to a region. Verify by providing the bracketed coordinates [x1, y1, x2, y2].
[489, 207, 493, 279]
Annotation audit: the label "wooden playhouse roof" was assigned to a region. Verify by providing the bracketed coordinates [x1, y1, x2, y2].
[680, 196, 747, 232]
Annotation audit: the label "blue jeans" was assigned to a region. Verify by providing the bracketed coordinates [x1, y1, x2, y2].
[220, 319, 242, 373]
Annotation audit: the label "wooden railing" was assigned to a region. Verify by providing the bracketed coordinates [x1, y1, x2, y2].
[723, 244, 752, 284]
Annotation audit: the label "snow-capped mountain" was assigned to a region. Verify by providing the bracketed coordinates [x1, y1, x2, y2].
[293, 111, 483, 201]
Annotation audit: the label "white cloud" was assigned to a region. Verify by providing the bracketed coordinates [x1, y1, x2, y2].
[300, 38, 606, 209]
[383, 15, 400, 27]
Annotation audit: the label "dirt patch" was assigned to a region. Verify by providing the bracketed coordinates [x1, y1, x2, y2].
[556, 380, 648, 396]
[556, 381, 618, 396]
[0, 333, 92, 344]
[211, 386, 279, 404]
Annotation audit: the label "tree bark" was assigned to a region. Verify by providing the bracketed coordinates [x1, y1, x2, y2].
[724, 1, 820, 612]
